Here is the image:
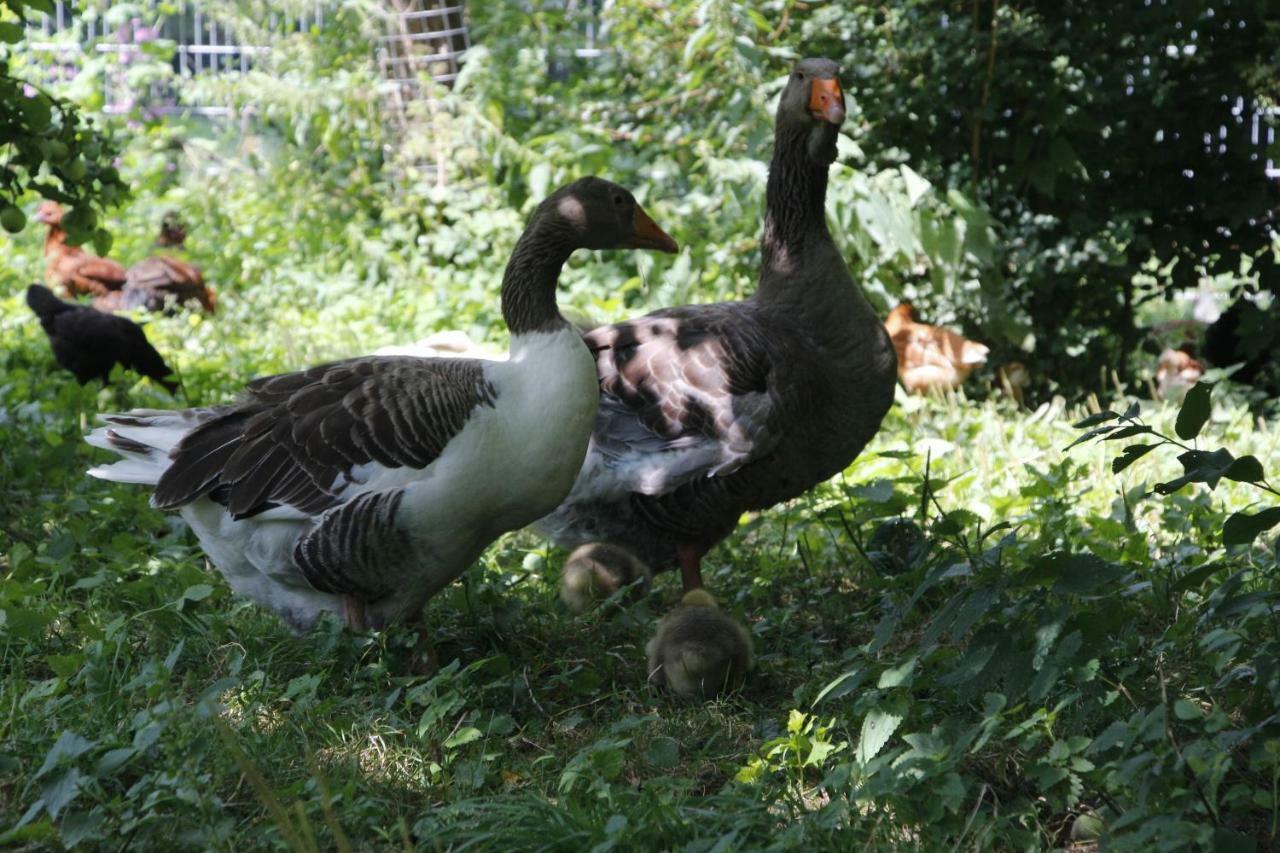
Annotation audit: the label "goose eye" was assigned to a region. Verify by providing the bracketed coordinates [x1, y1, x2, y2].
[612, 194, 625, 207]
[795, 72, 805, 80]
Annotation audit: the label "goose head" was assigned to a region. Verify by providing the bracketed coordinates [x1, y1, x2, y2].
[776, 57, 846, 165]
[539, 177, 678, 255]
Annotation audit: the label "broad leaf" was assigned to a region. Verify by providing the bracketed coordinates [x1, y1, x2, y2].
[1222, 507, 1280, 547]
[1175, 382, 1212, 440]
[1223, 455, 1265, 484]
[856, 708, 903, 764]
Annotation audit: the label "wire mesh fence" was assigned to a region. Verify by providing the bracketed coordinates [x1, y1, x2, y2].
[25, 0, 468, 118]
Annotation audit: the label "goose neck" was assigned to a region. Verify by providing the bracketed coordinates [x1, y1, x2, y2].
[500, 220, 574, 336]
[760, 125, 835, 276]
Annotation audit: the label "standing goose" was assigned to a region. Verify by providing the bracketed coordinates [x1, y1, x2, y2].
[538, 59, 897, 597]
[86, 178, 677, 631]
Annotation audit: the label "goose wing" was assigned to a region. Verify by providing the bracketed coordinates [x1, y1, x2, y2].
[583, 305, 785, 494]
[152, 356, 498, 518]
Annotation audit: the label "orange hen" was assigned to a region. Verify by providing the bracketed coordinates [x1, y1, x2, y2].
[34, 201, 127, 298]
[884, 302, 990, 395]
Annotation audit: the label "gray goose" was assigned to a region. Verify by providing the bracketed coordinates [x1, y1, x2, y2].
[538, 58, 898, 595]
[86, 178, 677, 631]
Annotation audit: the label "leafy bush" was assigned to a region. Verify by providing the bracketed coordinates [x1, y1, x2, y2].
[801, 0, 1280, 387]
[0, 0, 129, 249]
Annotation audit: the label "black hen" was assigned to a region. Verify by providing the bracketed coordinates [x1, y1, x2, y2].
[25, 284, 178, 392]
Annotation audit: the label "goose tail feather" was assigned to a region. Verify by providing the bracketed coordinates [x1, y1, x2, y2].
[86, 409, 210, 486]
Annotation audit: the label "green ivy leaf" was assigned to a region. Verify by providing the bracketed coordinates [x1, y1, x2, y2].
[1175, 382, 1212, 440]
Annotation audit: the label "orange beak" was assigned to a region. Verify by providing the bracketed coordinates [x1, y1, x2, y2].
[629, 205, 679, 254]
[809, 77, 846, 125]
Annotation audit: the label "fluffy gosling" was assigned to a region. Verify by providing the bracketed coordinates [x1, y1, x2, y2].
[646, 589, 752, 698]
[559, 543, 652, 614]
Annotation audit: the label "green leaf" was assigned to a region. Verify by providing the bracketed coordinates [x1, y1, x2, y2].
[814, 667, 868, 705]
[0, 21, 22, 43]
[1171, 562, 1227, 593]
[1212, 828, 1258, 853]
[95, 747, 135, 776]
[1222, 507, 1280, 547]
[180, 584, 214, 605]
[856, 708, 903, 764]
[1112, 443, 1157, 473]
[1175, 382, 1212, 440]
[91, 228, 113, 257]
[36, 731, 95, 779]
[1175, 448, 1236, 490]
[937, 643, 996, 687]
[443, 727, 482, 749]
[59, 808, 105, 847]
[1223, 455, 1265, 483]
[1103, 425, 1154, 441]
[1173, 699, 1201, 720]
[877, 658, 916, 689]
[527, 162, 551, 204]
[20, 94, 53, 132]
[1063, 424, 1118, 451]
[1072, 410, 1118, 429]
[41, 768, 82, 819]
[643, 737, 680, 768]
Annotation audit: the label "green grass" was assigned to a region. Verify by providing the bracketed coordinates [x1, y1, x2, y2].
[2, 279, 1278, 849]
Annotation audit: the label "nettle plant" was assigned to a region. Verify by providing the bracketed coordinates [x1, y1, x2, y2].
[1069, 382, 1280, 548]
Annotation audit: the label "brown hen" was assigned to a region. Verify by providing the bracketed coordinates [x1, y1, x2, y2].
[884, 302, 990, 394]
[34, 201, 127, 298]
[94, 213, 217, 314]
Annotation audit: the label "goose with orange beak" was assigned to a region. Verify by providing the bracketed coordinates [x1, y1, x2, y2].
[87, 178, 678, 633]
[539, 59, 897, 692]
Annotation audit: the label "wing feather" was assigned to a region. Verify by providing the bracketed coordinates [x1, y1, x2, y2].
[154, 356, 498, 515]
[584, 304, 784, 494]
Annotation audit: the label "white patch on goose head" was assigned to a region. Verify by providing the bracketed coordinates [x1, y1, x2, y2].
[557, 195, 586, 228]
